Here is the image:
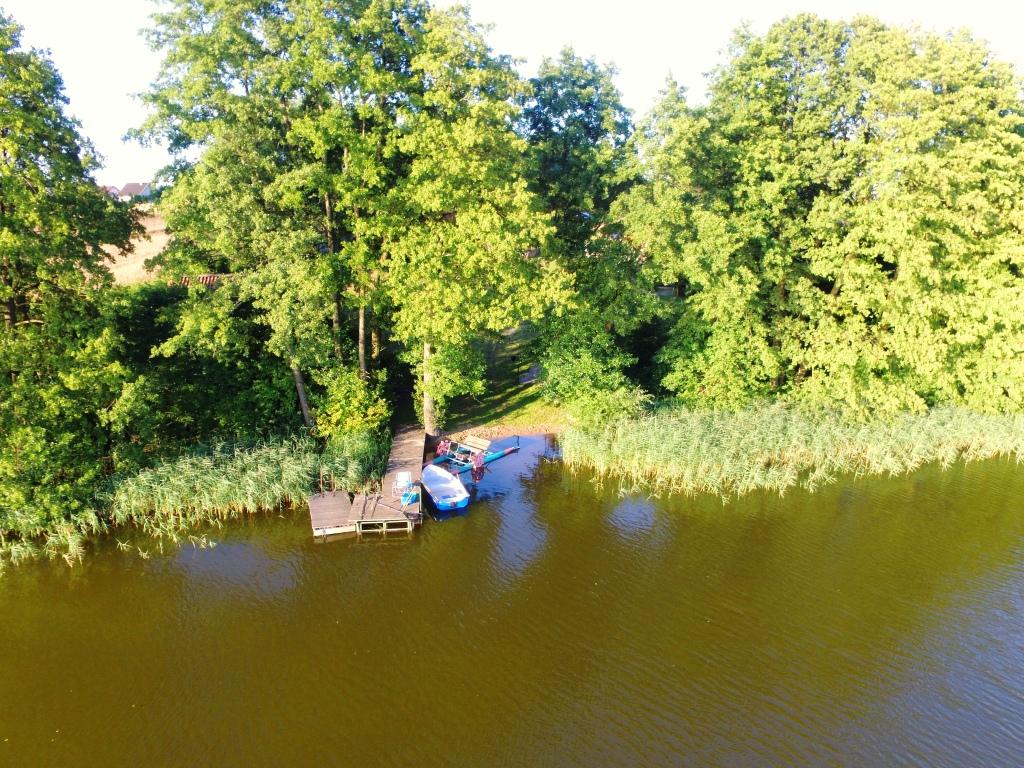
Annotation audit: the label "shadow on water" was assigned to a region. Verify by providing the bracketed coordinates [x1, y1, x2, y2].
[1, 435, 1022, 767]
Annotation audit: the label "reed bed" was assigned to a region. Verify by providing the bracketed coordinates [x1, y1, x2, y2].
[0, 508, 104, 569]
[108, 437, 319, 538]
[321, 429, 392, 493]
[560, 404, 1024, 498]
[1, 430, 390, 569]
[108, 431, 388, 539]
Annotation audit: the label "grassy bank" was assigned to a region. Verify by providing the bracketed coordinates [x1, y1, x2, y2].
[561, 404, 1024, 498]
[444, 326, 568, 437]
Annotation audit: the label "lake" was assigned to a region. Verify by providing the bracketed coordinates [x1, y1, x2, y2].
[2, 435, 1022, 766]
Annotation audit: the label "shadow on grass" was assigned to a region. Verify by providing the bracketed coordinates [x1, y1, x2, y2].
[448, 380, 543, 429]
[440, 324, 567, 433]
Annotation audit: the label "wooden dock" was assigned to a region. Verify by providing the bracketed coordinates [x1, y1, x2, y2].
[307, 491, 356, 537]
[307, 425, 425, 537]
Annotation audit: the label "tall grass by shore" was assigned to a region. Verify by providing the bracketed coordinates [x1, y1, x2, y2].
[0, 515, 105, 571]
[1, 430, 391, 570]
[108, 430, 390, 540]
[561, 404, 1024, 498]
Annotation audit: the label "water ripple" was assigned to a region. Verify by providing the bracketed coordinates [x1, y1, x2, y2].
[1, 445, 1022, 767]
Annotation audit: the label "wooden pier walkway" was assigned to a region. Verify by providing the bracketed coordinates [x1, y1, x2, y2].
[307, 425, 425, 537]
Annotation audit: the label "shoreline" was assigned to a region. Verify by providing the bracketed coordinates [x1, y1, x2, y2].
[443, 423, 566, 441]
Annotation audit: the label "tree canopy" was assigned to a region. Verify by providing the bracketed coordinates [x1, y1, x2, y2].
[139, 0, 568, 434]
[619, 15, 1024, 416]
[0, 11, 138, 547]
[380, 8, 568, 431]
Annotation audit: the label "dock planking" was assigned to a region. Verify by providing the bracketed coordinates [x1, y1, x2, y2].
[308, 491, 355, 536]
[308, 424, 425, 537]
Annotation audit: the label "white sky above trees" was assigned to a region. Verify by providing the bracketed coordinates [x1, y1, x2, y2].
[2, 0, 1022, 187]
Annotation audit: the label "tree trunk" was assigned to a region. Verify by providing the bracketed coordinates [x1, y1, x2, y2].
[331, 291, 344, 359]
[357, 302, 368, 380]
[422, 341, 437, 437]
[369, 272, 382, 368]
[291, 363, 313, 428]
[324, 192, 343, 359]
[2, 209, 18, 334]
[370, 323, 381, 367]
[4, 269, 16, 330]
[3, 275, 14, 381]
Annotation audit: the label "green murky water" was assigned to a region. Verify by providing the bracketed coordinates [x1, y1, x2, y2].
[2, 436, 1023, 766]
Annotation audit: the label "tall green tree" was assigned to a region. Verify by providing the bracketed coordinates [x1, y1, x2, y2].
[139, 0, 314, 423]
[519, 49, 653, 408]
[265, 0, 428, 375]
[139, 0, 430, 426]
[142, 2, 569, 436]
[0, 12, 138, 550]
[619, 15, 1024, 416]
[521, 49, 632, 254]
[381, 8, 568, 433]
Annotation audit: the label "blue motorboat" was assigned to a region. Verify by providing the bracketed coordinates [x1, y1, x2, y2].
[421, 463, 470, 511]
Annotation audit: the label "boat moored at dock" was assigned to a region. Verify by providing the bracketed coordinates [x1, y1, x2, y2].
[421, 463, 471, 511]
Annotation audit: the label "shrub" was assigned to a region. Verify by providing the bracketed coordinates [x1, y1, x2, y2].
[541, 321, 651, 428]
[312, 367, 391, 439]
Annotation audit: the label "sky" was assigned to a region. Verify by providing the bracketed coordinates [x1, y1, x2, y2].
[2, 0, 1023, 187]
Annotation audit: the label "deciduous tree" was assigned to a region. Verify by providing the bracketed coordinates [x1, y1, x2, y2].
[381, 8, 568, 433]
[0, 12, 138, 548]
[620, 15, 1024, 416]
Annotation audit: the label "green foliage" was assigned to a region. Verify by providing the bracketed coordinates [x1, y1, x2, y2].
[140, 1, 564, 432]
[108, 437, 318, 538]
[313, 368, 391, 438]
[521, 46, 661, 416]
[379, 7, 570, 429]
[0, 320, 126, 546]
[411, 342, 486, 428]
[618, 16, 1024, 417]
[563, 404, 1024, 498]
[521, 48, 633, 252]
[322, 429, 392, 492]
[521, 49, 644, 320]
[10, 5, 1024, 568]
[103, 282, 298, 465]
[0, 12, 138, 564]
[137, 0, 432, 423]
[384, 5, 565, 340]
[0, 12, 139, 307]
[539, 318, 648, 427]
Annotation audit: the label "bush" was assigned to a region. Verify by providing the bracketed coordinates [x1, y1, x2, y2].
[540, 320, 650, 428]
[312, 367, 391, 439]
